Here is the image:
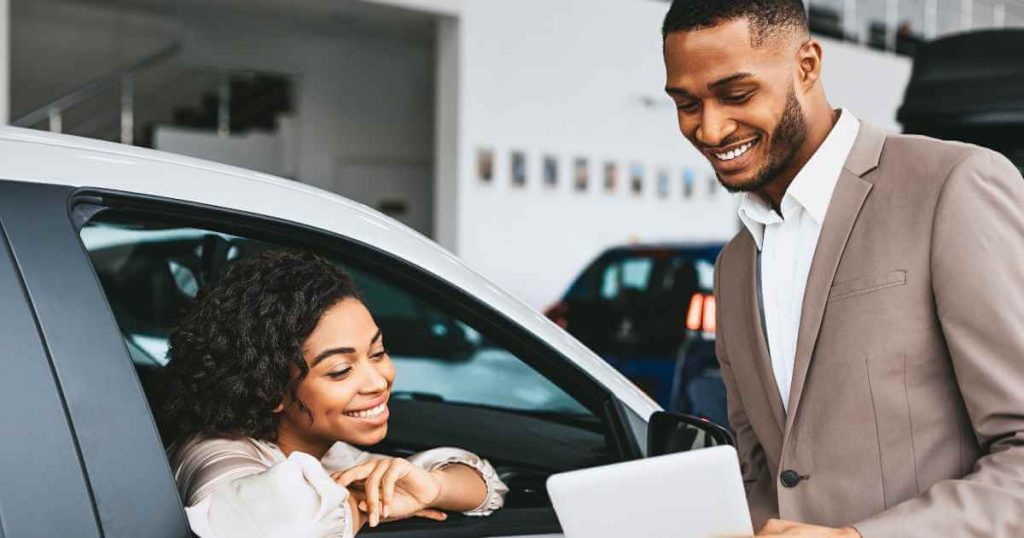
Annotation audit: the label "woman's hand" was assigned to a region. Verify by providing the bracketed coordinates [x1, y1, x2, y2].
[333, 457, 446, 527]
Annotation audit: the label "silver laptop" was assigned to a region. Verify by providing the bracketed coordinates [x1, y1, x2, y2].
[546, 446, 753, 538]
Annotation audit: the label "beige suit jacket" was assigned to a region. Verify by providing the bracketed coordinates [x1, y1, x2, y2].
[714, 123, 1024, 537]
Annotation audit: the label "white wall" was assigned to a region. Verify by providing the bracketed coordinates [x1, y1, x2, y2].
[175, 12, 436, 207]
[457, 0, 737, 311]
[154, 125, 288, 176]
[455, 0, 912, 311]
[817, 35, 912, 131]
[433, 16, 461, 250]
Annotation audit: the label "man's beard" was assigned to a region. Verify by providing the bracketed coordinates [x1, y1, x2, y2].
[719, 89, 808, 194]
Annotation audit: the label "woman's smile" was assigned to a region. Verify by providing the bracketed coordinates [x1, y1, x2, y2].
[343, 393, 390, 424]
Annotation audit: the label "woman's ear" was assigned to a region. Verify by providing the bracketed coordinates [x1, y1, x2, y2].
[272, 402, 285, 414]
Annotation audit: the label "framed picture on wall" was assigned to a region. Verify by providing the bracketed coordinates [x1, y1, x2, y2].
[476, 148, 495, 184]
[683, 167, 696, 198]
[629, 163, 644, 195]
[543, 154, 558, 188]
[657, 168, 670, 198]
[574, 158, 589, 192]
[511, 150, 527, 188]
[603, 161, 618, 193]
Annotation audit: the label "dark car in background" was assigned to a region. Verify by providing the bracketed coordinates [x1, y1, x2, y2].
[898, 29, 1024, 171]
[545, 244, 727, 426]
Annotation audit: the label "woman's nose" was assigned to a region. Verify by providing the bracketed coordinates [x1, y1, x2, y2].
[358, 362, 389, 393]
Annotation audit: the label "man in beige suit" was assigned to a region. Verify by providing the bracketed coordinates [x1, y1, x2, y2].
[661, 1, 1024, 536]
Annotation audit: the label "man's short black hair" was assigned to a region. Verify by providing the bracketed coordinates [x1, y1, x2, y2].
[662, 0, 808, 46]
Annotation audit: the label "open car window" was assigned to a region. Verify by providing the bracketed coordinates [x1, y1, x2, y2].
[80, 219, 590, 418]
[77, 205, 628, 535]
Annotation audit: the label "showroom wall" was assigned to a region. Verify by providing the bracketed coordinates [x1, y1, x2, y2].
[12, 0, 914, 313]
[173, 11, 438, 236]
[454, 0, 913, 311]
[175, 11, 436, 192]
[10, 0, 175, 120]
[12, 0, 438, 236]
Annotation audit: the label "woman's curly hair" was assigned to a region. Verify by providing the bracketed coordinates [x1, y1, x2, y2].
[162, 249, 362, 441]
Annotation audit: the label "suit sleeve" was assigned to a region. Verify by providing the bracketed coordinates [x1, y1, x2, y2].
[714, 252, 777, 530]
[854, 149, 1024, 537]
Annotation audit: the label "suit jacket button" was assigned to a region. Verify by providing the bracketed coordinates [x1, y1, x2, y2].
[780, 470, 802, 488]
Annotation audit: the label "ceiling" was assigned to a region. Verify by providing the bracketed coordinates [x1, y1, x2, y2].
[61, 0, 442, 44]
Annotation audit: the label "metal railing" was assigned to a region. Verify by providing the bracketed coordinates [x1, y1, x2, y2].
[12, 43, 182, 144]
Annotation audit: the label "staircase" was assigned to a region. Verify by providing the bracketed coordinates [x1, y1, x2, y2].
[12, 44, 294, 149]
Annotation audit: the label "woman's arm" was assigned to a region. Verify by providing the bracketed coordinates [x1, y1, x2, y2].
[334, 448, 508, 527]
[427, 462, 488, 512]
[177, 441, 359, 538]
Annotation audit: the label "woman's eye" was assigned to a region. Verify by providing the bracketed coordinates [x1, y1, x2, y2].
[328, 368, 352, 379]
[371, 350, 389, 361]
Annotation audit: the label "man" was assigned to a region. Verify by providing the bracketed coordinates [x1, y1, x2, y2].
[661, 1, 1024, 537]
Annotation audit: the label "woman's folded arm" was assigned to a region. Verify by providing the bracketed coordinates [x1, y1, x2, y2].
[408, 447, 509, 516]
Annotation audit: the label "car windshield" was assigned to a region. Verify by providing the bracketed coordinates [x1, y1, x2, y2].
[570, 248, 718, 303]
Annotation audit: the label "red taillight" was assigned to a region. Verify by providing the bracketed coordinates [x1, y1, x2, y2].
[686, 293, 704, 331]
[702, 295, 716, 333]
[545, 302, 570, 329]
[685, 292, 716, 334]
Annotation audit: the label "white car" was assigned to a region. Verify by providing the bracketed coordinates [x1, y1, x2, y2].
[0, 127, 731, 537]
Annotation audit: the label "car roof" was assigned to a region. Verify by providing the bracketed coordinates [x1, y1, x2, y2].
[604, 243, 723, 252]
[0, 127, 659, 418]
[598, 243, 723, 260]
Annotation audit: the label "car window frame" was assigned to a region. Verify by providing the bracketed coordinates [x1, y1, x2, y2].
[70, 187, 644, 536]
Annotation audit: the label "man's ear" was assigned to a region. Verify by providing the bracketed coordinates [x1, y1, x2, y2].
[796, 38, 823, 90]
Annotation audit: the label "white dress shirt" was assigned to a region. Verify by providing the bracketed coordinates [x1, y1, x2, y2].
[736, 109, 860, 412]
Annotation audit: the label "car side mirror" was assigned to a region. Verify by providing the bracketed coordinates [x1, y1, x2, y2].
[647, 411, 735, 457]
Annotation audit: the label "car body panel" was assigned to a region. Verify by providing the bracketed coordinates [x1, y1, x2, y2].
[0, 127, 658, 420]
[0, 181, 189, 537]
[0, 213, 102, 538]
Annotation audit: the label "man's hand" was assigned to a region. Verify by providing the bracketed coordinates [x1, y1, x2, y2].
[756, 519, 862, 537]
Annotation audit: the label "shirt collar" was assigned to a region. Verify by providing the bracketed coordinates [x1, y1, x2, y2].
[737, 108, 861, 250]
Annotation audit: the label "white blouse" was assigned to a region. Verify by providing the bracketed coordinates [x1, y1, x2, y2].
[169, 436, 509, 538]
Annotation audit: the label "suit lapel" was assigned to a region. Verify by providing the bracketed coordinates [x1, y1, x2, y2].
[739, 234, 786, 435]
[782, 123, 886, 437]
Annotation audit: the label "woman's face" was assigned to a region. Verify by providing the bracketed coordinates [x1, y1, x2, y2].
[278, 298, 395, 449]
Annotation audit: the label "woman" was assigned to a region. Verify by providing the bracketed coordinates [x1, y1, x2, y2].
[162, 249, 508, 538]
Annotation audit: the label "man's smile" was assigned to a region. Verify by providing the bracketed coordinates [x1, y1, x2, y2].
[702, 135, 761, 173]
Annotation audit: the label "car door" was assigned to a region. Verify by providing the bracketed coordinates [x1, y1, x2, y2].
[0, 193, 104, 538]
[0, 180, 190, 538]
[1, 179, 646, 537]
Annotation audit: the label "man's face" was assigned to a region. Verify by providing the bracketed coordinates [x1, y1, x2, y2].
[664, 18, 808, 193]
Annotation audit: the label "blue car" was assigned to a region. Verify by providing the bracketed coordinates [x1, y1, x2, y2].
[545, 244, 728, 427]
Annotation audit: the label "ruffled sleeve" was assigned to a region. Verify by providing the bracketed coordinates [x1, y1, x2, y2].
[173, 439, 355, 538]
[408, 447, 509, 517]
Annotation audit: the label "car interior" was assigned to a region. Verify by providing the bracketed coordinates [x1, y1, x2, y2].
[78, 210, 633, 534]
